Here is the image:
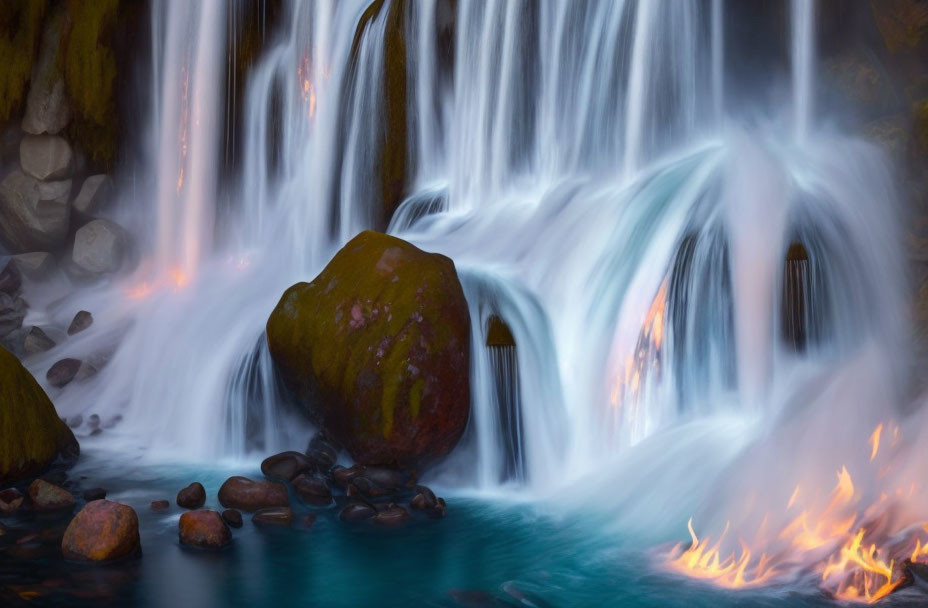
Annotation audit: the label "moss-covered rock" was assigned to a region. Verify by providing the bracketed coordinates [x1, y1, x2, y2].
[266, 231, 470, 469]
[871, 0, 928, 53]
[0, 345, 78, 484]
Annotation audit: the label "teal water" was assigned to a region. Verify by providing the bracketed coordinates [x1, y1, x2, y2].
[5, 452, 924, 608]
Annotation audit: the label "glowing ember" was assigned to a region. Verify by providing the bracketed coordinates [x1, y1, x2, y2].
[610, 281, 667, 410]
[665, 423, 928, 603]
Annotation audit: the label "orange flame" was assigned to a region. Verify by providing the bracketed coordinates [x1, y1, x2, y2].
[666, 422, 928, 603]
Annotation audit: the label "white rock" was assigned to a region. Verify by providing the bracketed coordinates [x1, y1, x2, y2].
[21, 7, 69, 135]
[0, 170, 70, 252]
[20, 135, 72, 180]
[72, 219, 128, 274]
[37, 179, 71, 205]
[72, 175, 113, 215]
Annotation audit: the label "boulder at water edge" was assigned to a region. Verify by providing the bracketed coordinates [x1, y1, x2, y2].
[0, 346, 79, 483]
[179, 510, 231, 550]
[0, 170, 70, 252]
[266, 231, 471, 469]
[62, 500, 140, 562]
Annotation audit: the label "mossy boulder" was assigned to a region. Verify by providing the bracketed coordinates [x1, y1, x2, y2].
[266, 231, 470, 469]
[0, 345, 78, 483]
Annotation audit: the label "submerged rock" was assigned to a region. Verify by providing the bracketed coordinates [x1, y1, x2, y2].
[0, 170, 70, 253]
[23, 326, 55, 355]
[46, 358, 82, 388]
[0, 346, 79, 483]
[179, 510, 231, 550]
[266, 231, 471, 469]
[62, 500, 140, 562]
[221, 509, 242, 528]
[260, 451, 314, 481]
[217, 476, 289, 512]
[28, 479, 74, 512]
[339, 502, 376, 523]
[81, 488, 106, 501]
[67, 310, 93, 335]
[150, 500, 169, 511]
[291, 472, 333, 507]
[176, 482, 206, 509]
[0, 487, 24, 516]
[372, 505, 410, 526]
[252, 507, 292, 527]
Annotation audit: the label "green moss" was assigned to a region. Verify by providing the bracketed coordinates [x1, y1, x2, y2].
[266, 231, 471, 467]
[0, 346, 78, 483]
[62, 0, 118, 168]
[0, 2, 49, 123]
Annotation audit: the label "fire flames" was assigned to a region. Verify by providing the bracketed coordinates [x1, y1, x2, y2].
[610, 281, 667, 408]
[665, 422, 928, 603]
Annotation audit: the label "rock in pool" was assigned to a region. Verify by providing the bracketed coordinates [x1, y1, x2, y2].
[61, 500, 140, 562]
[221, 509, 242, 528]
[252, 507, 293, 527]
[176, 482, 206, 509]
[217, 476, 288, 512]
[339, 502, 376, 523]
[150, 500, 169, 511]
[0, 487, 24, 516]
[372, 505, 411, 526]
[67, 311, 93, 335]
[179, 510, 231, 550]
[291, 472, 333, 507]
[81, 487, 106, 501]
[261, 451, 313, 481]
[28, 479, 75, 513]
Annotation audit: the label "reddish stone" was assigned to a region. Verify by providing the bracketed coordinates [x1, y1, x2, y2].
[178, 510, 230, 549]
[61, 500, 140, 561]
[28, 479, 74, 512]
[217, 476, 288, 512]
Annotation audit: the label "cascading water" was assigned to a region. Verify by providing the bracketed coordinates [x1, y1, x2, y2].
[42, 0, 928, 599]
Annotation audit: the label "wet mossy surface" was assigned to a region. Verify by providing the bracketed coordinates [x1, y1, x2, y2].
[0, 346, 78, 484]
[266, 231, 470, 468]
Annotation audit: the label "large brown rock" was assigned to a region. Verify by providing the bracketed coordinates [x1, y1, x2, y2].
[266, 231, 470, 469]
[178, 510, 231, 549]
[62, 500, 140, 561]
[217, 476, 288, 512]
[0, 346, 78, 483]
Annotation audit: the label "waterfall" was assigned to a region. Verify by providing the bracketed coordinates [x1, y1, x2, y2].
[50, 0, 906, 523]
[791, 0, 815, 142]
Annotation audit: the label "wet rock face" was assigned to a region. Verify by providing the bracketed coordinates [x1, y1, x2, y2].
[252, 507, 292, 526]
[0, 346, 79, 484]
[0, 170, 70, 253]
[0, 293, 26, 338]
[0, 260, 21, 295]
[19, 135, 72, 181]
[61, 500, 140, 562]
[176, 482, 206, 509]
[266, 231, 471, 470]
[71, 219, 128, 275]
[261, 451, 314, 481]
[27, 479, 74, 513]
[72, 175, 113, 215]
[217, 476, 289, 512]
[291, 473, 333, 507]
[21, 5, 70, 136]
[178, 510, 231, 550]
[67, 310, 93, 335]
